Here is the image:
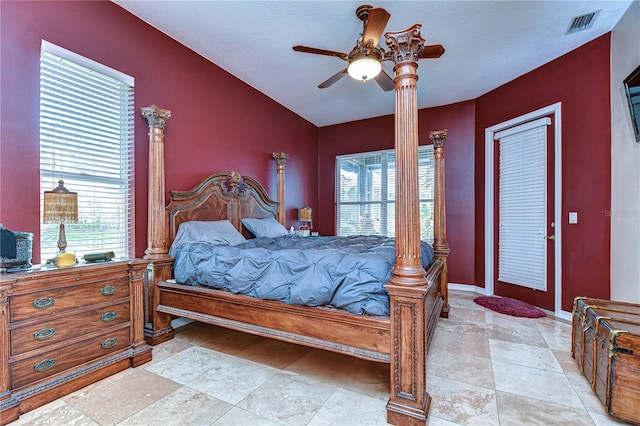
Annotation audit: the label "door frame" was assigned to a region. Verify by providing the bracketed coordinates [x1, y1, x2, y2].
[484, 102, 562, 316]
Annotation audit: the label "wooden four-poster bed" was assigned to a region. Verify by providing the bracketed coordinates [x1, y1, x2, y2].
[142, 24, 449, 426]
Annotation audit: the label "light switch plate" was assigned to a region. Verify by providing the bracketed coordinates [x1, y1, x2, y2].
[569, 212, 578, 224]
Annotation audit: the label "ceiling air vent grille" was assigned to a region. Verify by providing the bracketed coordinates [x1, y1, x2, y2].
[566, 10, 600, 34]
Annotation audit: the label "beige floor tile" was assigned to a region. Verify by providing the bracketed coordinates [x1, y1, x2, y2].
[428, 348, 495, 389]
[307, 387, 389, 426]
[427, 416, 464, 426]
[430, 327, 491, 359]
[492, 360, 584, 409]
[495, 390, 595, 425]
[489, 339, 563, 372]
[237, 371, 336, 425]
[147, 338, 194, 364]
[564, 370, 608, 415]
[486, 322, 548, 347]
[589, 412, 632, 425]
[63, 368, 181, 425]
[116, 386, 232, 426]
[145, 346, 228, 384]
[435, 316, 488, 336]
[185, 354, 278, 405]
[213, 406, 280, 425]
[428, 375, 499, 425]
[9, 291, 600, 426]
[535, 318, 573, 351]
[10, 399, 98, 426]
[554, 349, 584, 376]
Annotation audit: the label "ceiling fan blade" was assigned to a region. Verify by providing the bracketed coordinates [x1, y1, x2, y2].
[293, 45, 348, 60]
[374, 70, 395, 92]
[362, 8, 390, 48]
[318, 68, 348, 89]
[419, 44, 445, 59]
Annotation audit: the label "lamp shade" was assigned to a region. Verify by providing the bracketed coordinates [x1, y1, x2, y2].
[43, 180, 78, 224]
[299, 206, 313, 223]
[347, 56, 382, 81]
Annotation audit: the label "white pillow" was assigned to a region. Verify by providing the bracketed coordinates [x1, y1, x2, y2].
[241, 217, 288, 238]
[169, 220, 246, 257]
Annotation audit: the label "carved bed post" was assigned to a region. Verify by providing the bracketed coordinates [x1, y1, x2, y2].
[141, 105, 175, 345]
[384, 24, 435, 426]
[430, 130, 450, 317]
[272, 152, 288, 226]
[142, 105, 171, 260]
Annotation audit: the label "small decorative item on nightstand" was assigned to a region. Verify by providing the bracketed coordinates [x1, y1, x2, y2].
[299, 205, 313, 236]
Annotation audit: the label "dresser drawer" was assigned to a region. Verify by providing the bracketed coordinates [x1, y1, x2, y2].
[10, 276, 130, 323]
[11, 302, 130, 355]
[10, 325, 130, 389]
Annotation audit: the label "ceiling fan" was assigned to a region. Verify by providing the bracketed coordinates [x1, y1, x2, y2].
[292, 4, 445, 91]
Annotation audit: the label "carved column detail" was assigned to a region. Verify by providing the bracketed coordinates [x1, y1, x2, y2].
[430, 130, 450, 317]
[129, 259, 152, 367]
[0, 279, 20, 424]
[141, 105, 171, 260]
[272, 152, 288, 226]
[384, 24, 431, 426]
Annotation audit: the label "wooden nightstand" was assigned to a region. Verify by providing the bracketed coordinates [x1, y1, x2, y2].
[0, 259, 152, 425]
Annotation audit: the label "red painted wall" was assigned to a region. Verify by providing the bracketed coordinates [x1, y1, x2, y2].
[475, 35, 612, 311]
[0, 1, 613, 312]
[318, 101, 476, 286]
[0, 1, 317, 261]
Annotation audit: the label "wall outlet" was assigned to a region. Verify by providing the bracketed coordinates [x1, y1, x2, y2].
[569, 212, 578, 224]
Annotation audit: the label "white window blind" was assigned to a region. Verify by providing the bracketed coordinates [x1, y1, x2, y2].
[336, 145, 434, 240]
[496, 118, 550, 290]
[40, 41, 135, 261]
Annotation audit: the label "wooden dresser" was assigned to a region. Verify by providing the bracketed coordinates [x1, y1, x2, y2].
[0, 259, 152, 425]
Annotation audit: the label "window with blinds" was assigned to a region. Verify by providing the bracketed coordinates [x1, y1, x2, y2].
[40, 41, 135, 261]
[496, 118, 550, 290]
[336, 145, 434, 240]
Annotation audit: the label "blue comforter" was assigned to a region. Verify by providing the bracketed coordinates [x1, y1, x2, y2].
[173, 235, 434, 316]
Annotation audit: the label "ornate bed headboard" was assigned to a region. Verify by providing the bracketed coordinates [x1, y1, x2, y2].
[165, 171, 279, 243]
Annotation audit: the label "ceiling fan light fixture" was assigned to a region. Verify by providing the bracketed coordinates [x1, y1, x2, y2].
[347, 56, 382, 82]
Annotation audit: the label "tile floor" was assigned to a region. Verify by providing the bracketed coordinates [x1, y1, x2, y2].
[11, 290, 630, 425]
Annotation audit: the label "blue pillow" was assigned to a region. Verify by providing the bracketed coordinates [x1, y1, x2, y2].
[169, 220, 246, 257]
[241, 217, 288, 238]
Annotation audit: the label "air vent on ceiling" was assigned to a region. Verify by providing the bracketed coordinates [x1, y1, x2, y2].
[566, 10, 600, 34]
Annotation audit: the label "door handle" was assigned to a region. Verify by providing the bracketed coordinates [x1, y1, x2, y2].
[546, 235, 555, 240]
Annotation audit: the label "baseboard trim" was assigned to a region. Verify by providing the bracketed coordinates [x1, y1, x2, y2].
[448, 283, 488, 294]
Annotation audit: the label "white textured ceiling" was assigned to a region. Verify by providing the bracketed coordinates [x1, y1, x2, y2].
[113, 1, 633, 127]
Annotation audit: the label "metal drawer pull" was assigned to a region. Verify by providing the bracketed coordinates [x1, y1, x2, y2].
[100, 311, 117, 322]
[34, 358, 56, 372]
[34, 327, 56, 341]
[101, 337, 117, 349]
[33, 297, 55, 309]
[100, 285, 117, 296]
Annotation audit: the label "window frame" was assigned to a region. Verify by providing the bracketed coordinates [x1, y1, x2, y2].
[39, 40, 135, 261]
[335, 145, 435, 240]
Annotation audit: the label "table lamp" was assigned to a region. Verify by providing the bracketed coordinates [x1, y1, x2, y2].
[299, 205, 313, 236]
[43, 180, 78, 266]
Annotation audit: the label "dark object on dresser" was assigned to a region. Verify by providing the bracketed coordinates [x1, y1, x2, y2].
[83, 251, 115, 263]
[571, 297, 640, 425]
[0, 259, 152, 425]
[0, 225, 33, 269]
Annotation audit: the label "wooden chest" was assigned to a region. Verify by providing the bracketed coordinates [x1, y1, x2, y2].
[572, 297, 640, 425]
